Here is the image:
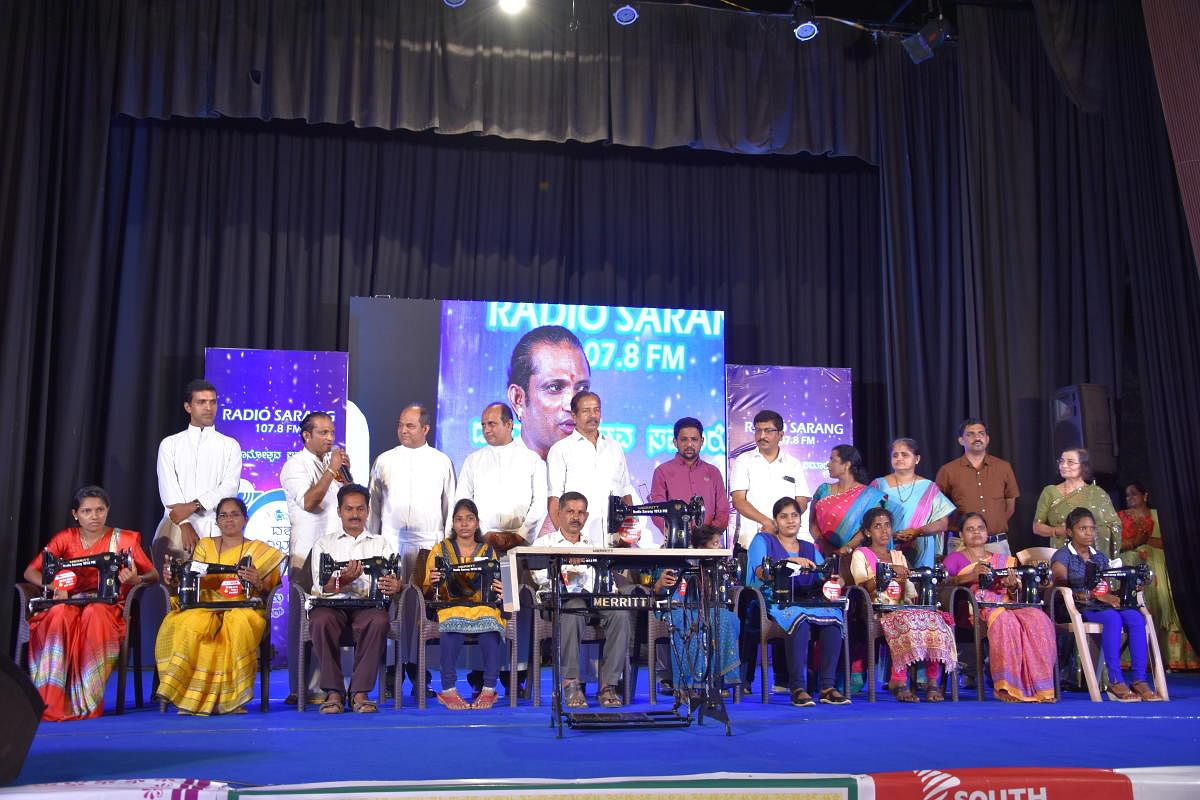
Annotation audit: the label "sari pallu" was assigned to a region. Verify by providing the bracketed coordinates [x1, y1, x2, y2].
[155, 537, 284, 714]
[811, 483, 887, 551]
[871, 477, 954, 568]
[26, 528, 153, 721]
[943, 551, 1056, 702]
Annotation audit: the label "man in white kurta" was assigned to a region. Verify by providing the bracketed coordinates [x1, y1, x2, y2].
[367, 405, 455, 581]
[279, 411, 350, 702]
[546, 392, 634, 548]
[153, 379, 242, 568]
[456, 403, 547, 551]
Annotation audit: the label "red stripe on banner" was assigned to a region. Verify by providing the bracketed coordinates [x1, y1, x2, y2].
[870, 768, 1133, 800]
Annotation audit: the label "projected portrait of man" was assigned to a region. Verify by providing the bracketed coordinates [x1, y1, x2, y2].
[506, 325, 592, 461]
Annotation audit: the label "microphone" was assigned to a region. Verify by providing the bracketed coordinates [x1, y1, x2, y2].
[339, 463, 353, 483]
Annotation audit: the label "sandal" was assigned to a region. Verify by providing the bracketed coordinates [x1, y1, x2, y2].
[888, 682, 919, 703]
[472, 687, 499, 710]
[350, 692, 378, 713]
[925, 687, 945, 703]
[1131, 681, 1163, 702]
[1106, 683, 1141, 703]
[319, 691, 344, 714]
[819, 687, 851, 705]
[563, 680, 588, 709]
[597, 685, 622, 708]
[789, 688, 815, 707]
[436, 688, 471, 710]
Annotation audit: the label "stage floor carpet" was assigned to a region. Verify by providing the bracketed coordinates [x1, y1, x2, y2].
[12, 670, 1200, 792]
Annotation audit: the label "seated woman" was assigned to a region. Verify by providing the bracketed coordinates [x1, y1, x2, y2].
[745, 498, 850, 707]
[651, 525, 741, 694]
[155, 496, 283, 714]
[421, 498, 506, 711]
[944, 512, 1056, 702]
[850, 506, 956, 703]
[1051, 506, 1163, 702]
[23, 485, 158, 721]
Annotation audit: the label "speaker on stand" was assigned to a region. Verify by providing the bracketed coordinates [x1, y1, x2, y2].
[1052, 383, 1118, 475]
[0, 653, 42, 784]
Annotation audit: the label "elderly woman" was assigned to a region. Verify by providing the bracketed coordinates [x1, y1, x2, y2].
[850, 506, 957, 703]
[747, 498, 850, 706]
[871, 438, 954, 569]
[155, 497, 283, 714]
[1119, 483, 1198, 670]
[1052, 507, 1163, 702]
[944, 512, 1056, 702]
[421, 498, 506, 710]
[651, 525, 741, 694]
[1033, 448, 1121, 557]
[810, 445, 886, 557]
[23, 486, 158, 720]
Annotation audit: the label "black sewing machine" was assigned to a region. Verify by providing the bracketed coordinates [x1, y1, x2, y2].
[760, 556, 841, 606]
[429, 556, 502, 608]
[308, 552, 399, 609]
[608, 495, 705, 549]
[169, 555, 260, 610]
[1083, 561, 1154, 609]
[875, 562, 946, 608]
[975, 562, 1051, 606]
[29, 549, 133, 612]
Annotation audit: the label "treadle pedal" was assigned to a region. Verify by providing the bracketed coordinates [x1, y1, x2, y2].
[564, 710, 691, 730]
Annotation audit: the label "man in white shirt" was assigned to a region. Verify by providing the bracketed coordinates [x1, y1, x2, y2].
[456, 402, 547, 553]
[730, 409, 811, 552]
[534, 492, 631, 708]
[279, 411, 351, 704]
[153, 379, 242, 569]
[546, 392, 634, 547]
[367, 404, 455, 581]
[308, 483, 402, 714]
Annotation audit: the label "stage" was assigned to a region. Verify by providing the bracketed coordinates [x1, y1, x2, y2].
[9, 670, 1200, 797]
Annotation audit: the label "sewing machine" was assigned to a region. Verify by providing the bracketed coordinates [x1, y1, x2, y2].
[168, 555, 260, 610]
[429, 556, 502, 608]
[875, 562, 947, 608]
[975, 561, 1051, 606]
[608, 495, 705, 549]
[29, 549, 132, 612]
[306, 553, 399, 610]
[1084, 561, 1154, 609]
[759, 555, 842, 606]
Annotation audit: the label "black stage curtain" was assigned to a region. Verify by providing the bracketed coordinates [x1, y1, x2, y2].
[2, 0, 1198, 653]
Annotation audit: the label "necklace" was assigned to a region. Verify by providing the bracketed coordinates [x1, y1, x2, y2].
[892, 475, 917, 504]
[78, 527, 104, 550]
[217, 536, 246, 563]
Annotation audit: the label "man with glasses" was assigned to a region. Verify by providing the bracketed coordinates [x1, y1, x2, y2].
[934, 418, 1019, 556]
[730, 410, 810, 552]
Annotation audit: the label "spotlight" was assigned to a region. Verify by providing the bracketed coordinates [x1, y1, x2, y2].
[613, 4, 639, 26]
[498, 0, 526, 14]
[902, 15, 950, 63]
[791, 1, 818, 42]
[443, 0, 466, 8]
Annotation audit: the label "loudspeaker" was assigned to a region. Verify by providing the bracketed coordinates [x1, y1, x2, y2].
[0, 653, 42, 784]
[1052, 383, 1117, 475]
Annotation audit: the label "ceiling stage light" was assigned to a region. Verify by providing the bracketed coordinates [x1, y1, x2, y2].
[791, 2, 819, 42]
[613, 5, 639, 26]
[498, 0, 527, 14]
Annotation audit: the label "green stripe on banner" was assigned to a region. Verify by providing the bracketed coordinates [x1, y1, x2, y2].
[231, 774, 861, 799]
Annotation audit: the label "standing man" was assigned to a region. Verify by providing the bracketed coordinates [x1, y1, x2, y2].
[648, 417, 730, 539]
[279, 411, 349, 704]
[506, 325, 592, 461]
[729, 410, 810, 552]
[307, 484, 403, 714]
[546, 392, 634, 547]
[367, 404, 455, 580]
[533, 492, 632, 708]
[934, 418, 1020, 556]
[456, 402, 547, 553]
[153, 379, 242, 569]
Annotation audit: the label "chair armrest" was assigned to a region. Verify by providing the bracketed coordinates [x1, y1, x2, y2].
[735, 585, 770, 632]
[14, 582, 41, 614]
[124, 581, 169, 623]
[398, 583, 427, 624]
[942, 584, 976, 627]
[1046, 585, 1076, 619]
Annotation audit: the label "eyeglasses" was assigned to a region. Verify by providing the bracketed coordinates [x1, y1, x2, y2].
[1057, 459, 1080, 466]
[754, 428, 780, 435]
[216, 512, 244, 520]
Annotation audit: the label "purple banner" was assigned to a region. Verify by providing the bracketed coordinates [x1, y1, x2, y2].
[725, 365, 853, 533]
[205, 347, 349, 666]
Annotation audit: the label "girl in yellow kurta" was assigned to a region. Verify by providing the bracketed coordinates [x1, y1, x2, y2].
[421, 498, 505, 710]
[155, 497, 284, 714]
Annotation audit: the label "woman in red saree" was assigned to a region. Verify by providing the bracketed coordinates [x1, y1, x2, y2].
[22, 486, 158, 720]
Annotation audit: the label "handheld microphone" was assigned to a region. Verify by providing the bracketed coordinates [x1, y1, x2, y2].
[339, 463, 353, 483]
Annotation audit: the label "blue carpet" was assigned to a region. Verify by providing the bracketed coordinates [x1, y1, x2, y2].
[17, 671, 1200, 787]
